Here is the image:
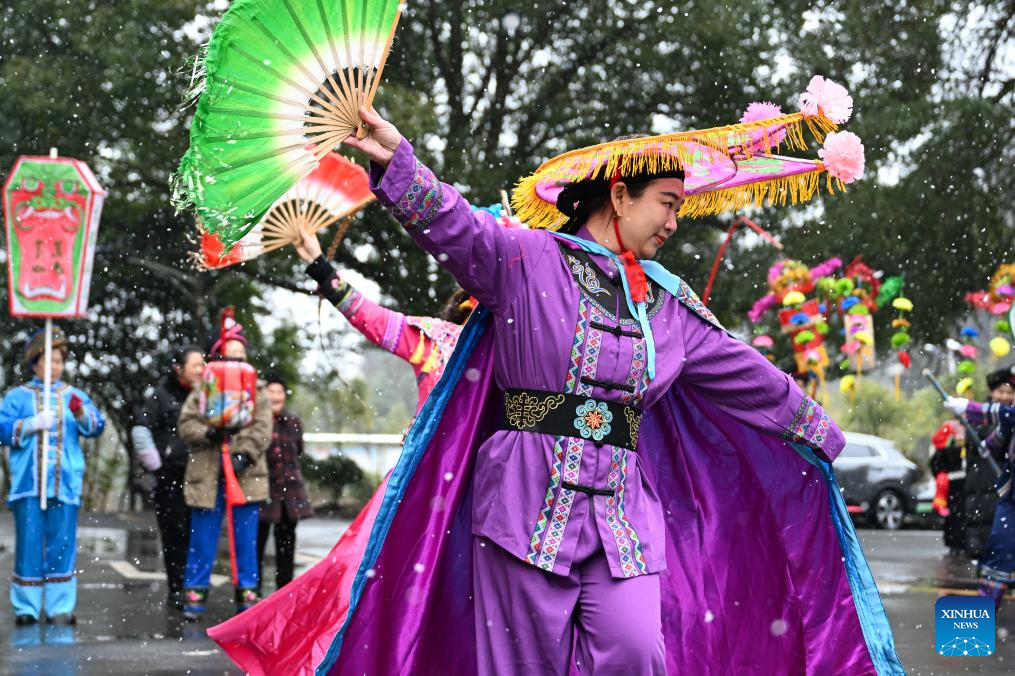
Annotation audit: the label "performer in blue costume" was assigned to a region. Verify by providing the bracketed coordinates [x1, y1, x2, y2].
[0, 328, 105, 625]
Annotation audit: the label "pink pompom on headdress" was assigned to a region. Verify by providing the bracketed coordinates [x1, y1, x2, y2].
[739, 101, 788, 151]
[819, 131, 865, 184]
[799, 75, 854, 124]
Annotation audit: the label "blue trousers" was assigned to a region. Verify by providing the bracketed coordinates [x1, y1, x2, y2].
[980, 493, 1015, 585]
[184, 484, 259, 592]
[10, 498, 78, 619]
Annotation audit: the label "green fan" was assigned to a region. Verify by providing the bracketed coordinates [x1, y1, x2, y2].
[173, 0, 402, 247]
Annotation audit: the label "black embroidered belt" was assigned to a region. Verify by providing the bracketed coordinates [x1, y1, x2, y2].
[501, 388, 642, 450]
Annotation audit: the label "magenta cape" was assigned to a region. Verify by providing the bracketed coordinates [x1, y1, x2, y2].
[212, 306, 903, 675]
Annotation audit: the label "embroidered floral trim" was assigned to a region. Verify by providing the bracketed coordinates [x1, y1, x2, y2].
[573, 400, 613, 441]
[624, 407, 642, 448]
[784, 396, 833, 450]
[505, 391, 567, 428]
[392, 158, 444, 229]
[338, 288, 364, 317]
[605, 446, 648, 577]
[676, 279, 724, 330]
[536, 436, 583, 572]
[567, 255, 609, 297]
[381, 314, 405, 353]
[526, 297, 590, 564]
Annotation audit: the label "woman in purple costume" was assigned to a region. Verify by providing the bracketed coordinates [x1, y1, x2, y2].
[297, 103, 907, 676]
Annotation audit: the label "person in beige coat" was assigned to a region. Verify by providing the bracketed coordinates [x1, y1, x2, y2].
[178, 319, 272, 620]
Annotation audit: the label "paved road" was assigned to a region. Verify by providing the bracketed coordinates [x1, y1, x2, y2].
[1, 513, 1012, 674]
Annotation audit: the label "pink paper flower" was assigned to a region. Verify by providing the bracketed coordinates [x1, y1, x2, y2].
[819, 131, 865, 184]
[798, 75, 853, 123]
[739, 101, 787, 150]
[767, 261, 786, 284]
[810, 257, 843, 279]
[748, 295, 777, 323]
[752, 335, 775, 348]
[959, 344, 979, 359]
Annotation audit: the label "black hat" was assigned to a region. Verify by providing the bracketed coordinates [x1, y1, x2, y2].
[986, 366, 1015, 390]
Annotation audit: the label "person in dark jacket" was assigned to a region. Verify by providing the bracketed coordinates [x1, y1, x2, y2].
[132, 345, 204, 608]
[256, 372, 313, 594]
[929, 421, 966, 552]
[962, 366, 1015, 557]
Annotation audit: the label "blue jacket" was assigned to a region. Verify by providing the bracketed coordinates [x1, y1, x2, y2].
[0, 378, 105, 505]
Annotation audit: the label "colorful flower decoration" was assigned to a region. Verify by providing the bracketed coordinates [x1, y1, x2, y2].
[574, 400, 613, 442]
[752, 335, 776, 363]
[966, 263, 1015, 315]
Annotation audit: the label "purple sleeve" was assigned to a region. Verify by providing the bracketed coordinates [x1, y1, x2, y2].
[966, 402, 1015, 451]
[677, 308, 845, 461]
[370, 139, 550, 311]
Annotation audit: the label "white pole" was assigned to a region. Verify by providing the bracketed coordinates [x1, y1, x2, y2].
[41, 318, 52, 511]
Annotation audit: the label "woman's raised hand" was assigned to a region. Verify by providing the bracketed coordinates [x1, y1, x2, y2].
[343, 107, 402, 167]
[294, 226, 323, 263]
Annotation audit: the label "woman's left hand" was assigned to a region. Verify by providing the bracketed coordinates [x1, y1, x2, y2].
[342, 107, 402, 167]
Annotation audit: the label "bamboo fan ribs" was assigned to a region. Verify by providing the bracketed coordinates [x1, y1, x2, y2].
[173, 0, 402, 249]
[199, 152, 374, 269]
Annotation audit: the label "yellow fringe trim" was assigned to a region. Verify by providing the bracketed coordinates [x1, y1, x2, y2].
[409, 336, 427, 365]
[420, 343, 441, 374]
[512, 112, 840, 230]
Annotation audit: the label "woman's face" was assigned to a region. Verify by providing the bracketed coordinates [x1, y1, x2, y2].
[613, 178, 685, 259]
[990, 383, 1015, 405]
[33, 349, 65, 382]
[177, 351, 205, 388]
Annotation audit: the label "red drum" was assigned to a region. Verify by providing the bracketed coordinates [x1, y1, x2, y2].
[199, 359, 258, 429]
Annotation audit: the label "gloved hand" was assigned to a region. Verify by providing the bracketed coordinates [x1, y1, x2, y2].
[230, 452, 253, 476]
[69, 393, 84, 418]
[23, 410, 56, 434]
[944, 397, 970, 416]
[205, 427, 235, 445]
[136, 446, 163, 472]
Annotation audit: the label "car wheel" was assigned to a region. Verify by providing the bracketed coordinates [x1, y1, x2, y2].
[872, 490, 906, 530]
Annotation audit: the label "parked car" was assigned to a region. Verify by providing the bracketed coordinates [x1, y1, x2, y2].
[833, 432, 922, 530]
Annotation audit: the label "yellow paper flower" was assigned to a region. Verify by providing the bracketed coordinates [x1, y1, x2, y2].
[840, 375, 856, 393]
[892, 297, 913, 312]
[854, 331, 874, 346]
[891, 318, 911, 329]
[956, 377, 974, 395]
[990, 336, 1011, 359]
[782, 291, 806, 306]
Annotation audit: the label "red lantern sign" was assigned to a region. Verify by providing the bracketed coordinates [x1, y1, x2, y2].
[3, 155, 106, 318]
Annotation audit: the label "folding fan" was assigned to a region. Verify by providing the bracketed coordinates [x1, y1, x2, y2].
[198, 152, 374, 269]
[173, 0, 402, 248]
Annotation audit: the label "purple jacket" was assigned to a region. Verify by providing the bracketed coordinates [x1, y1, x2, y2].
[371, 140, 843, 579]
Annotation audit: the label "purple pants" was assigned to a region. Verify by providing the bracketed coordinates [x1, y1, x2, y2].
[473, 503, 665, 675]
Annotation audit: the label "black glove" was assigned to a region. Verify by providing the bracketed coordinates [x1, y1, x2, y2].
[205, 427, 235, 445]
[230, 452, 254, 476]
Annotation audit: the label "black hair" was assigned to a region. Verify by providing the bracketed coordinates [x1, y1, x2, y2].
[557, 133, 685, 234]
[170, 344, 204, 375]
[440, 288, 474, 324]
[557, 179, 653, 235]
[264, 371, 288, 390]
